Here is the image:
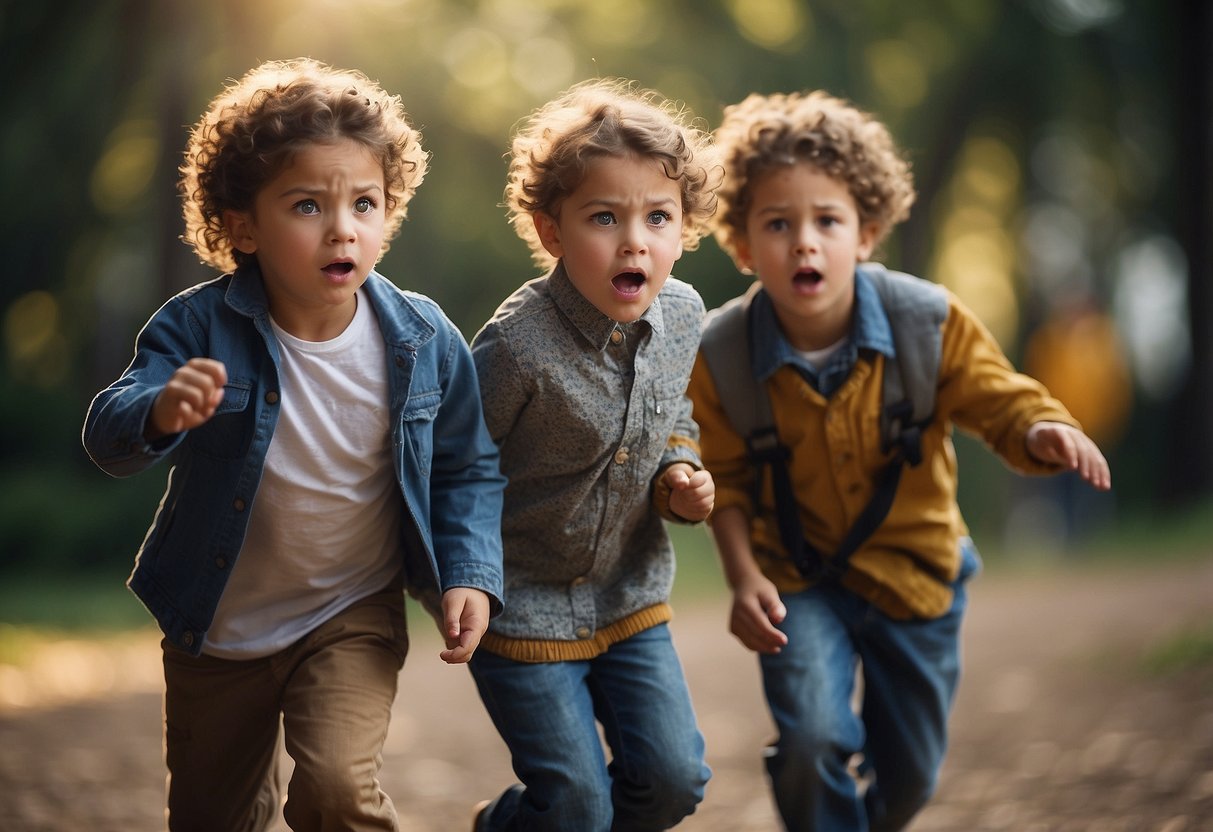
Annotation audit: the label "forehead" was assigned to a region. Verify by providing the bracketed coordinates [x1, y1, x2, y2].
[569, 154, 681, 204]
[748, 161, 854, 207]
[265, 138, 383, 187]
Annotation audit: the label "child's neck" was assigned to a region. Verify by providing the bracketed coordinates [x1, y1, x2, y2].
[269, 294, 359, 343]
[777, 312, 851, 353]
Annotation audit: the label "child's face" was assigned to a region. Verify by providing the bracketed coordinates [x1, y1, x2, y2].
[224, 137, 386, 340]
[534, 154, 684, 323]
[736, 162, 877, 350]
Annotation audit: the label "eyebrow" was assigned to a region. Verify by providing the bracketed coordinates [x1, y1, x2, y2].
[755, 200, 847, 215]
[277, 183, 385, 199]
[576, 195, 679, 211]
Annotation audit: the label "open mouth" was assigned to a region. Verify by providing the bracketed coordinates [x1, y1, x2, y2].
[611, 271, 646, 295]
[323, 261, 355, 279]
[793, 269, 824, 289]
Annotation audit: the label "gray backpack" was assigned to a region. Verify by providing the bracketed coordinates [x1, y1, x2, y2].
[699, 263, 948, 581]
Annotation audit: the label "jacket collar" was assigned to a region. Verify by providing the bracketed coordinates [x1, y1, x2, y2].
[223, 264, 436, 349]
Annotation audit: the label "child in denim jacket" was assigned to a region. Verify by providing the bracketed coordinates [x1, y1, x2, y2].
[82, 59, 504, 831]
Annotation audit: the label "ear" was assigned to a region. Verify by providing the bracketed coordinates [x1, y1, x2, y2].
[732, 235, 755, 275]
[223, 210, 258, 255]
[533, 212, 563, 260]
[856, 222, 880, 263]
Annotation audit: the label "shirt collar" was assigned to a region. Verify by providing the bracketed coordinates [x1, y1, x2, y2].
[749, 266, 896, 381]
[548, 259, 662, 350]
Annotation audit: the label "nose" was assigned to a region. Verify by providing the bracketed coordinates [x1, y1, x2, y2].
[620, 219, 648, 256]
[329, 210, 357, 244]
[793, 223, 819, 254]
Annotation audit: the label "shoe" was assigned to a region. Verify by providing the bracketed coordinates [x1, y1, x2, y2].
[470, 798, 492, 832]
[470, 784, 524, 832]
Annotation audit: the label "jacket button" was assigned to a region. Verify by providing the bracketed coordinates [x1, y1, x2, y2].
[265, 391, 279, 405]
[215, 557, 227, 569]
[575, 627, 591, 639]
[614, 447, 629, 465]
[610, 330, 623, 345]
[233, 498, 247, 512]
[395, 355, 406, 368]
[182, 631, 194, 647]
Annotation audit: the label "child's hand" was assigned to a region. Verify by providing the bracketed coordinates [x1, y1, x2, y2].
[148, 358, 227, 440]
[665, 463, 715, 522]
[438, 587, 490, 664]
[1026, 421, 1112, 491]
[730, 573, 788, 655]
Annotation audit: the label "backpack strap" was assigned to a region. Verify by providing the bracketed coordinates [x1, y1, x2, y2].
[699, 282, 768, 445]
[862, 263, 949, 467]
[699, 271, 948, 584]
[701, 285, 810, 571]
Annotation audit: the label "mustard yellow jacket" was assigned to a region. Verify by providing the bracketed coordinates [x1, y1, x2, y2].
[688, 284, 1078, 620]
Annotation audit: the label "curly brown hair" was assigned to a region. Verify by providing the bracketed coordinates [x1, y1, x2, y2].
[179, 58, 428, 273]
[504, 77, 720, 269]
[711, 90, 915, 266]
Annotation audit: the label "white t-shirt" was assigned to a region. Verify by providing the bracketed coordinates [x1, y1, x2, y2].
[795, 336, 848, 370]
[204, 290, 403, 658]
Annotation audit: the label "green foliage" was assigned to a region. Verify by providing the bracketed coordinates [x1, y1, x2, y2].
[0, 461, 164, 573]
[0, 573, 148, 632]
[1, 0, 1207, 583]
[1141, 625, 1213, 677]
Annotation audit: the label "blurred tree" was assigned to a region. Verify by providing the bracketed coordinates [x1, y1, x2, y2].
[0, 0, 1206, 573]
[1168, 0, 1213, 503]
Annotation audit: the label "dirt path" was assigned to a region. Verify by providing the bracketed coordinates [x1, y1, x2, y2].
[2, 555, 1211, 831]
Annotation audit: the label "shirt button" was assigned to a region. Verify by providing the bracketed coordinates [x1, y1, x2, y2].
[215, 557, 227, 569]
[571, 575, 588, 587]
[614, 447, 630, 465]
[575, 627, 592, 639]
[610, 330, 623, 345]
[265, 391, 279, 405]
[233, 498, 247, 512]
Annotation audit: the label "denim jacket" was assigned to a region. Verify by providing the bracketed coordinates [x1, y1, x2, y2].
[83, 267, 505, 655]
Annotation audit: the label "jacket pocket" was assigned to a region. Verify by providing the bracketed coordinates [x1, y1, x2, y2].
[401, 388, 441, 476]
[188, 381, 253, 459]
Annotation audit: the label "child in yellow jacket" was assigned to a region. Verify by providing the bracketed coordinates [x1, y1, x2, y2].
[687, 90, 1110, 832]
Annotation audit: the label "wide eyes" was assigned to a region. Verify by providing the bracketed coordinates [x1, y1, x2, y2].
[762, 215, 842, 233]
[589, 210, 674, 227]
[292, 197, 377, 216]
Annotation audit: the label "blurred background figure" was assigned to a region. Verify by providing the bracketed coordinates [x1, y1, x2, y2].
[1007, 289, 1133, 551]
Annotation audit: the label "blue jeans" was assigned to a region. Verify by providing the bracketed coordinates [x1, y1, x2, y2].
[469, 623, 710, 831]
[759, 539, 981, 832]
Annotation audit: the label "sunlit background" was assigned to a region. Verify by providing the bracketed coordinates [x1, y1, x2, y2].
[2, 0, 1209, 601]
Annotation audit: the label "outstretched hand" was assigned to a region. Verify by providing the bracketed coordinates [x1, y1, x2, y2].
[665, 463, 716, 522]
[439, 587, 490, 664]
[1026, 421, 1112, 491]
[148, 358, 227, 440]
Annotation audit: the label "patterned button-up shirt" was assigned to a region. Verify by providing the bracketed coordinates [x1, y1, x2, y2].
[470, 262, 704, 657]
